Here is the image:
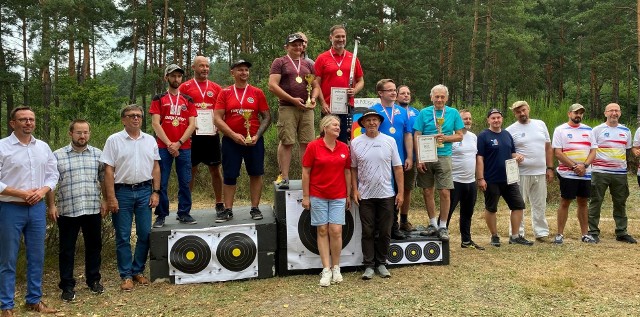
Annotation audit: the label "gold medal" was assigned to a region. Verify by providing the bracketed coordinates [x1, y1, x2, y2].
[295, 76, 303, 83]
[199, 103, 208, 109]
[389, 127, 396, 134]
[172, 118, 179, 127]
[336, 69, 343, 76]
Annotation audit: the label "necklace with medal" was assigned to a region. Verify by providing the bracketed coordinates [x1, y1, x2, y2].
[168, 91, 181, 127]
[286, 55, 303, 83]
[193, 79, 209, 109]
[330, 48, 345, 77]
[234, 84, 249, 111]
[383, 105, 396, 134]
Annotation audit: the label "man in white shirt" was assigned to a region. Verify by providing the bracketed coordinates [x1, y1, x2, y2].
[505, 101, 553, 241]
[448, 110, 483, 250]
[0, 106, 59, 315]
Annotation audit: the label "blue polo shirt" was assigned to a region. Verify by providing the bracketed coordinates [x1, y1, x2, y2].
[370, 103, 412, 163]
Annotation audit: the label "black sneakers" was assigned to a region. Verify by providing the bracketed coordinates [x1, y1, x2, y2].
[616, 234, 638, 244]
[61, 289, 75, 302]
[250, 207, 263, 220]
[509, 235, 534, 246]
[216, 208, 233, 223]
[177, 214, 197, 224]
[152, 217, 165, 228]
[89, 281, 104, 294]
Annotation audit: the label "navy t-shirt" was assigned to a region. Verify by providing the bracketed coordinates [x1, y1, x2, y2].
[477, 129, 515, 183]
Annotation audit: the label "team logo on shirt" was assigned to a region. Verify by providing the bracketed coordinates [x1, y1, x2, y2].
[491, 139, 499, 146]
[341, 154, 346, 159]
[247, 97, 255, 103]
[181, 105, 188, 111]
[604, 132, 609, 137]
[207, 91, 214, 97]
[567, 134, 573, 139]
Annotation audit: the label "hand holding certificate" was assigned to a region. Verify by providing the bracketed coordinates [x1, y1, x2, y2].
[195, 109, 215, 135]
[506, 158, 519, 184]
[330, 87, 348, 114]
[417, 135, 438, 163]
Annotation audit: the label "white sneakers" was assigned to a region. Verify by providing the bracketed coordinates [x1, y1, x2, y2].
[331, 266, 343, 283]
[319, 266, 343, 286]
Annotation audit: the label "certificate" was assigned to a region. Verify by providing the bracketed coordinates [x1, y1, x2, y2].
[506, 158, 519, 184]
[195, 109, 215, 136]
[417, 135, 438, 163]
[330, 87, 348, 114]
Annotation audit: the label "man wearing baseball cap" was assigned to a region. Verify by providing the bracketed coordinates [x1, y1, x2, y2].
[269, 33, 320, 190]
[150, 64, 197, 228]
[476, 108, 533, 247]
[351, 111, 403, 279]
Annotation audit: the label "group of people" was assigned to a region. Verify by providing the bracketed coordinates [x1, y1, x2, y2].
[1, 23, 639, 317]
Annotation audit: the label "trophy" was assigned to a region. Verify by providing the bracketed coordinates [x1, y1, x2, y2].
[436, 117, 445, 148]
[304, 74, 316, 108]
[241, 109, 254, 144]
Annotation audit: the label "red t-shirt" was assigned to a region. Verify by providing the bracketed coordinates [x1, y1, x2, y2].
[302, 137, 351, 199]
[179, 79, 222, 135]
[214, 85, 269, 135]
[314, 48, 364, 106]
[149, 91, 198, 149]
[269, 55, 315, 107]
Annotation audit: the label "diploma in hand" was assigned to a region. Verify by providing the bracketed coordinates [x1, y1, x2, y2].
[506, 158, 520, 184]
[195, 109, 215, 136]
[330, 87, 348, 114]
[417, 135, 438, 163]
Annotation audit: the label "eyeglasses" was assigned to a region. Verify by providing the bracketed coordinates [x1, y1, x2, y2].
[15, 118, 35, 123]
[125, 114, 143, 119]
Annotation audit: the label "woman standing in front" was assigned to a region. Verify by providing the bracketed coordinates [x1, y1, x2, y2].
[302, 115, 351, 287]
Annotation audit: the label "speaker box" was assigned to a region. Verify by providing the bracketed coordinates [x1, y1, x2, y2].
[149, 206, 276, 283]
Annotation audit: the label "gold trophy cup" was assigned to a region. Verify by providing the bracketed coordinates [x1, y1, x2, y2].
[242, 109, 254, 144]
[436, 117, 445, 148]
[304, 74, 316, 108]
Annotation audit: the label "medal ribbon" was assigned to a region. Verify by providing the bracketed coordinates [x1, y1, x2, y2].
[168, 91, 180, 109]
[382, 105, 395, 126]
[233, 84, 249, 110]
[286, 55, 301, 79]
[329, 48, 345, 71]
[193, 79, 209, 100]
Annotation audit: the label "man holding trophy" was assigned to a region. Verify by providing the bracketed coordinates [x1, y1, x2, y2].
[413, 84, 464, 241]
[268, 33, 320, 190]
[213, 60, 272, 221]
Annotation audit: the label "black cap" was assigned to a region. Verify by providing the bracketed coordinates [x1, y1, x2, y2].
[357, 111, 385, 127]
[486, 108, 503, 118]
[285, 33, 304, 45]
[230, 59, 252, 69]
[164, 64, 184, 76]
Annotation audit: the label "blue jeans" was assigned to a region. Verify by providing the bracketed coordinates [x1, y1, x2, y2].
[0, 201, 46, 309]
[112, 185, 152, 279]
[155, 148, 192, 218]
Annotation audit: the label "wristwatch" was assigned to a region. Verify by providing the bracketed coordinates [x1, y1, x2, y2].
[153, 189, 161, 194]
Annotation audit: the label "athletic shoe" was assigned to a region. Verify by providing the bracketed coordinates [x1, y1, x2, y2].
[490, 235, 501, 247]
[591, 234, 600, 243]
[616, 234, 638, 244]
[215, 202, 225, 213]
[216, 209, 233, 223]
[178, 214, 197, 224]
[319, 268, 332, 287]
[438, 227, 450, 241]
[274, 173, 283, 184]
[377, 265, 391, 278]
[361, 267, 375, 280]
[331, 266, 343, 284]
[60, 289, 75, 302]
[419, 224, 438, 237]
[275, 176, 289, 189]
[509, 235, 534, 246]
[89, 281, 104, 294]
[250, 207, 263, 220]
[553, 234, 564, 245]
[152, 217, 165, 228]
[461, 240, 485, 250]
[581, 235, 597, 244]
[391, 228, 406, 240]
[399, 221, 416, 232]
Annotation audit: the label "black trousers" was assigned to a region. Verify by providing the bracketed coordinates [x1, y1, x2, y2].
[359, 197, 395, 267]
[58, 214, 102, 291]
[447, 181, 477, 242]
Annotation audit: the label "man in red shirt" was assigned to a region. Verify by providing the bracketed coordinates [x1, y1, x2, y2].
[214, 60, 271, 221]
[269, 33, 320, 189]
[179, 56, 225, 213]
[150, 64, 197, 228]
[314, 24, 364, 143]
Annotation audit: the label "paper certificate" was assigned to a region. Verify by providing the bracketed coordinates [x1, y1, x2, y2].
[330, 87, 348, 114]
[195, 109, 215, 136]
[506, 158, 519, 184]
[417, 135, 438, 163]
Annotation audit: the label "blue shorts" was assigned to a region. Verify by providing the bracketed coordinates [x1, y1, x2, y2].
[310, 196, 346, 226]
[221, 136, 265, 185]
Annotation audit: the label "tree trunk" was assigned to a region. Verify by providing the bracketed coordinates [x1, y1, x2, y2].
[40, 5, 52, 142]
[68, 16, 75, 77]
[482, 1, 492, 106]
[82, 38, 90, 82]
[129, 0, 139, 104]
[467, 0, 479, 105]
[558, 25, 566, 102]
[0, 18, 15, 135]
[21, 13, 29, 106]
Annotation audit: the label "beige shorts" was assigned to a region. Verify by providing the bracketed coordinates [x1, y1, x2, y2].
[277, 106, 315, 145]
[416, 156, 454, 190]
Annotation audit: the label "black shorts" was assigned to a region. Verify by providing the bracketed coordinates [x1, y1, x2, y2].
[484, 182, 525, 213]
[191, 134, 221, 166]
[557, 173, 590, 200]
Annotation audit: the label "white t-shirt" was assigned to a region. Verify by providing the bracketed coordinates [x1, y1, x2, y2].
[633, 128, 640, 176]
[551, 123, 596, 180]
[506, 119, 550, 175]
[451, 131, 477, 183]
[350, 133, 402, 199]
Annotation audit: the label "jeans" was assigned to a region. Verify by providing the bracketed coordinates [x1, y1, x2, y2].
[0, 201, 46, 309]
[112, 185, 152, 279]
[359, 197, 395, 267]
[155, 148, 192, 218]
[58, 214, 102, 291]
[447, 181, 477, 242]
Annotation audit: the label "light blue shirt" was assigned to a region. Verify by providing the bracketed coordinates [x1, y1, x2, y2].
[413, 105, 464, 157]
